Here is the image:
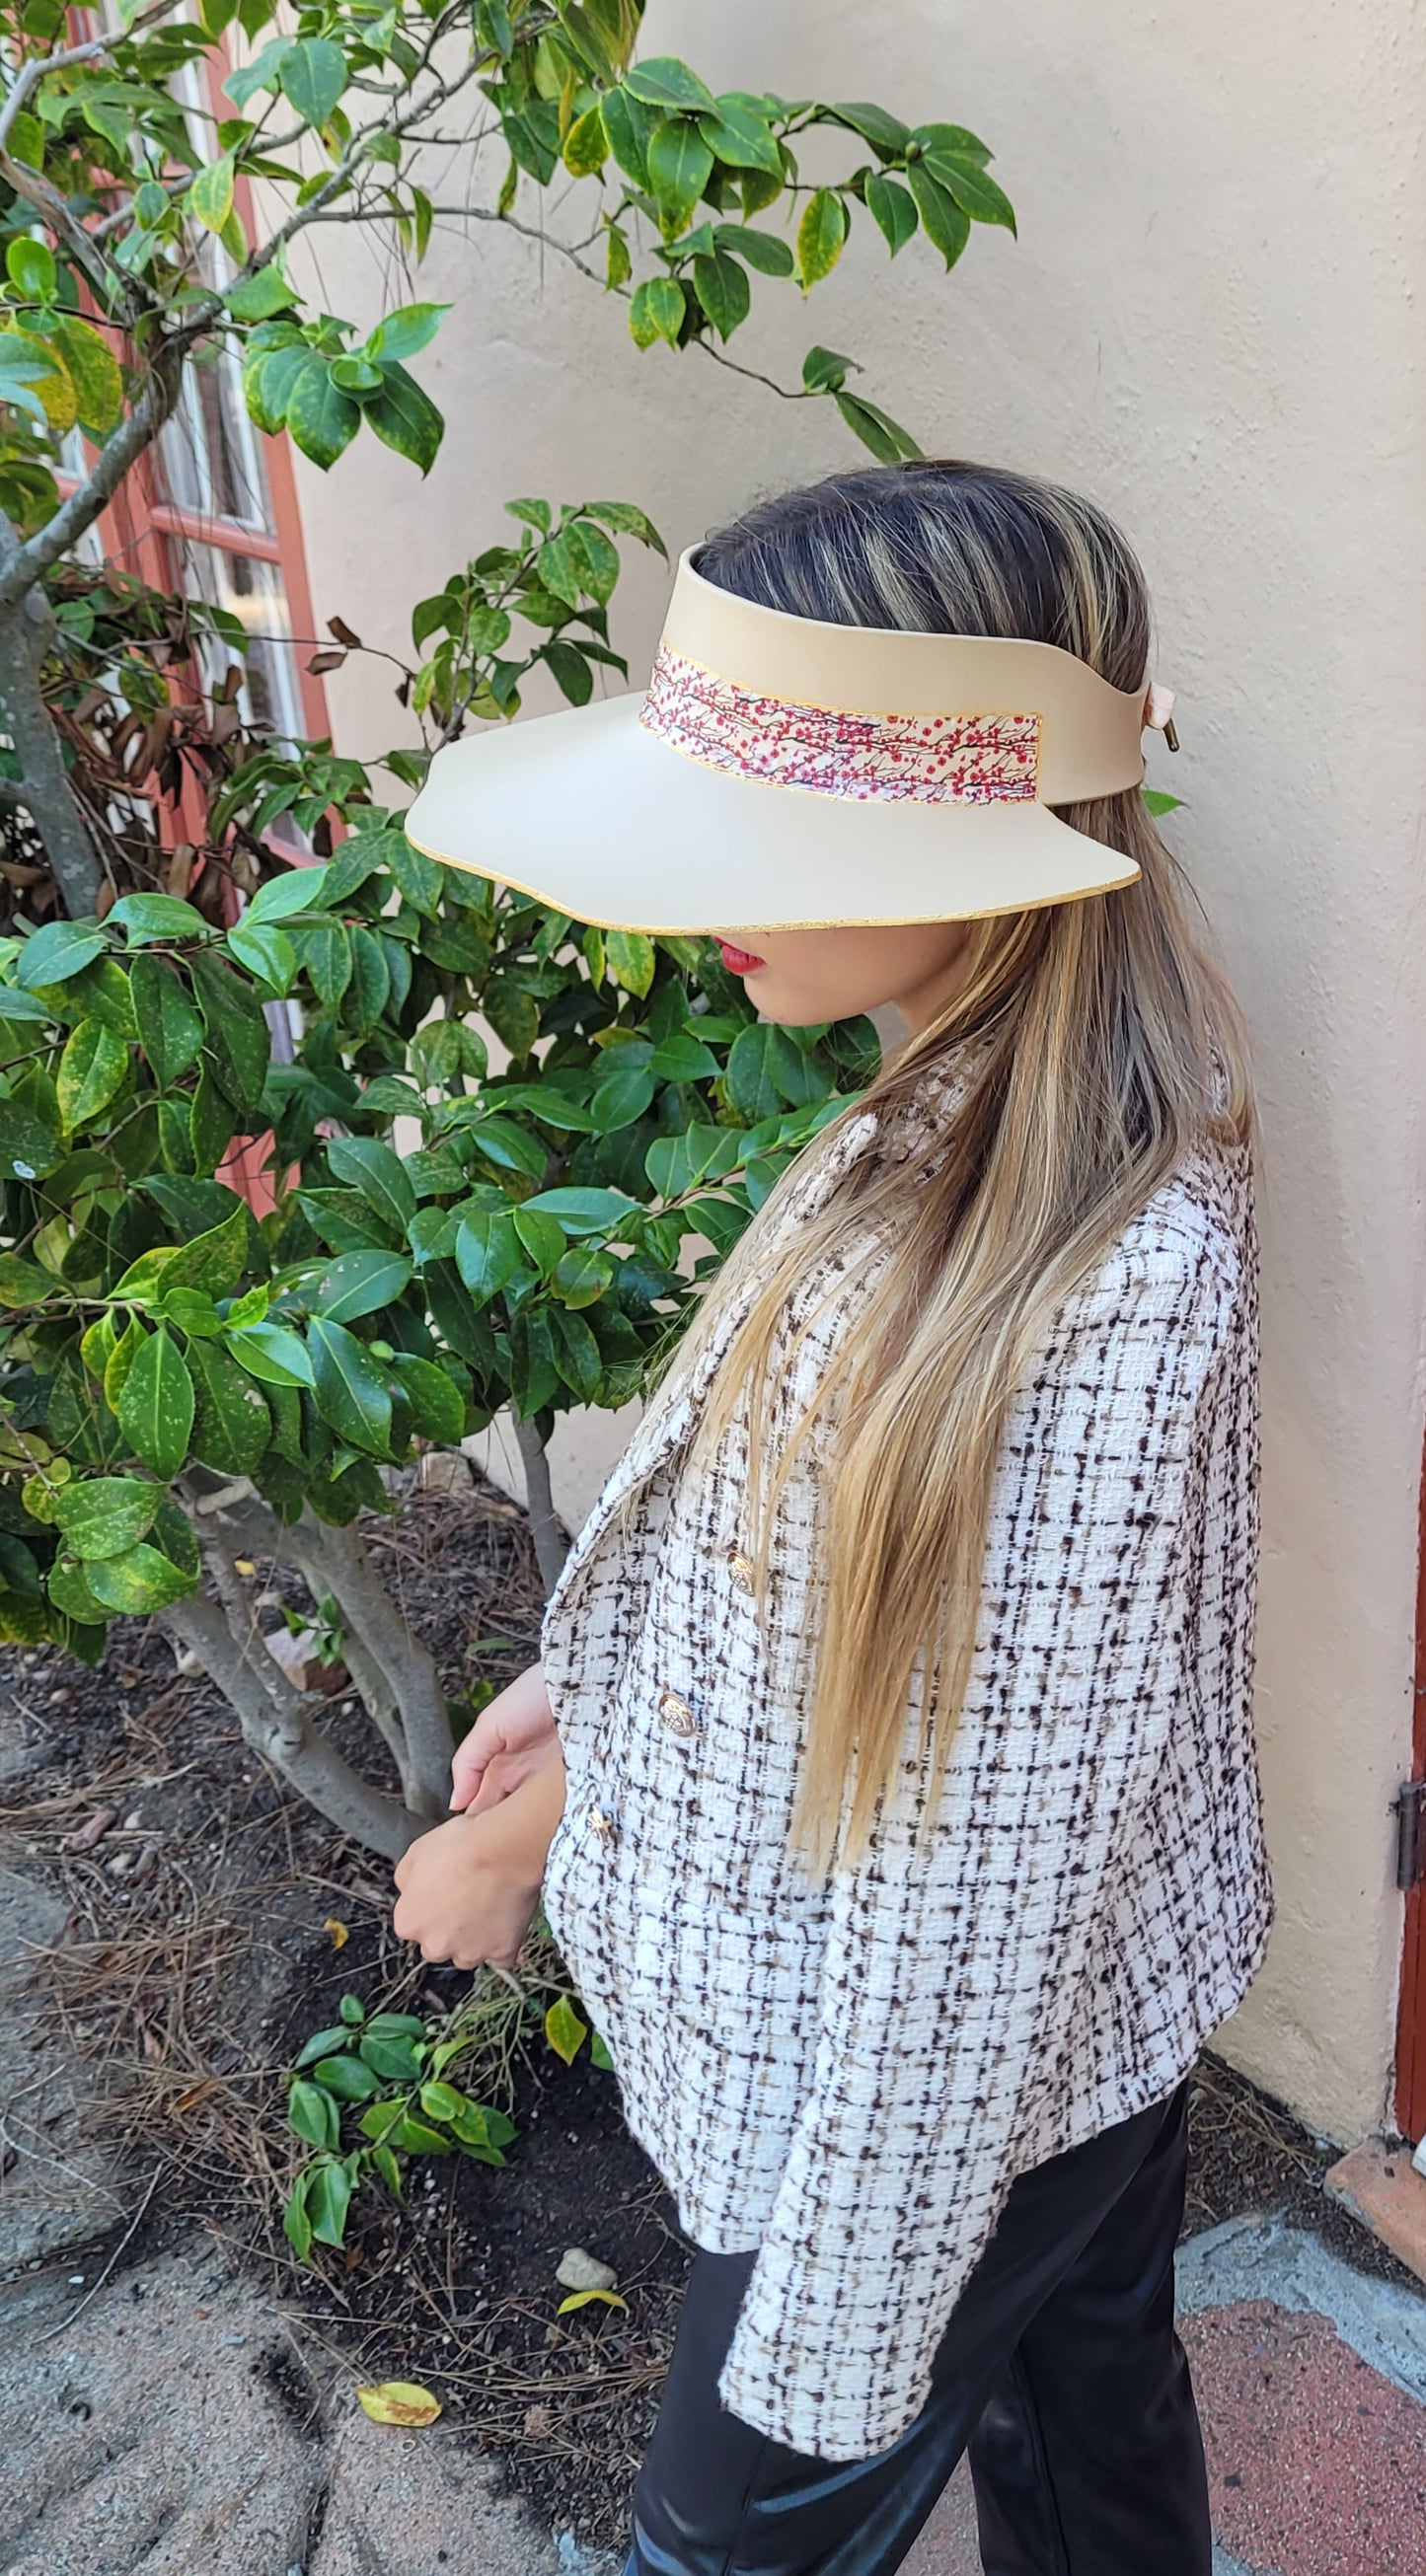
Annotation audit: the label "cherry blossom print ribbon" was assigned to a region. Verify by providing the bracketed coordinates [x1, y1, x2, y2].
[638, 645, 1042, 807]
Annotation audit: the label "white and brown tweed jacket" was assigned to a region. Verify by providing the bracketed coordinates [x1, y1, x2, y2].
[539, 1058, 1273, 2462]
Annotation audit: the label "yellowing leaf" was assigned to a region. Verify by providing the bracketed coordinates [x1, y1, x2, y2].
[557, 2287, 628, 2314]
[48, 315, 122, 437]
[0, 327, 76, 434]
[233, 1556, 256, 1577]
[324, 1916, 349, 1950]
[544, 1995, 588, 2065]
[188, 152, 236, 236]
[356, 2380, 442, 2426]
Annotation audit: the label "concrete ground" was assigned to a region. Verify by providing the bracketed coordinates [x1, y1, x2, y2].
[909, 2216, 1426, 2576]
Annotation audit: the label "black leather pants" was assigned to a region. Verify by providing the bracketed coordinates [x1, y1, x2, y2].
[624, 2082, 1209, 2576]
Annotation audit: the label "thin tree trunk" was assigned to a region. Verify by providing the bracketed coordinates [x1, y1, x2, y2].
[289, 1516, 452, 1819]
[0, 530, 102, 915]
[515, 1417, 569, 1595]
[162, 1591, 419, 1860]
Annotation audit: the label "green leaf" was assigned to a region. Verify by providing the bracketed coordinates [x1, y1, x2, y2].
[227, 920, 296, 993]
[383, 832, 442, 917]
[455, 1207, 521, 1307]
[314, 1249, 413, 1323]
[55, 1019, 127, 1132]
[228, 1321, 315, 1387]
[0, 1099, 59, 1183]
[108, 893, 205, 945]
[551, 1246, 613, 1307]
[389, 1353, 464, 1443]
[623, 58, 719, 114]
[513, 1206, 564, 1273]
[480, 979, 540, 1061]
[913, 121, 994, 168]
[1142, 788, 1184, 818]
[46, 1554, 111, 1625]
[368, 302, 448, 363]
[283, 354, 361, 471]
[589, 2029, 614, 2071]
[601, 84, 656, 186]
[366, 362, 443, 475]
[923, 152, 1015, 232]
[646, 118, 714, 233]
[225, 263, 298, 322]
[189, 953, 271, 1116]
[346, 928, 391, 1034]
[835, 390, 923, 464]
[905, 160, 970, 269]
[52, 1477, 161, 1561]
[162, 1200, 250, 1298]
[248, 862, 331, 922]
[15, 920, 107, 991]
[629, 276, 686, 350]
[713, 222, 793, 276]
[797, 187, 848, 289]
[827, 100, 912, 158]
[581, 499, 667, 556]
[104, 1316, 147, 1413]
[314, 2053, 381, 2101]
[85, 1541, 197, 1614]
[187, 1338, 271, 1476]
[290, 2078, 339, 2150]
[544, 1994, 588, 2063]
[300, 921, 352, 1007]
[189, 1068, 236, 1170]
[590, 1057, 655, 1130]
[6, 236, 55, 300]
[116, 1328, 194, 1479]
[278, 36, 346, 130]
[131, 955, 204, 1088]
[699, 98, 783, 179]
[692, 246, 751, 340]
[864, 172, 918, 258]
[551, 1303, 601, 1400]
[188, 152, 236, 235]
[327, 1136, 415, 1233]
[308, 1317, 392, 1455]
[524, 1186, 637, 1233]
[282, 2175, 314, 2264]
[293, 2024, 353, 2071]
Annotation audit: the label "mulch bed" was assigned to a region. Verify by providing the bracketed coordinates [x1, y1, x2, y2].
[0, 1468, 1413, 2550]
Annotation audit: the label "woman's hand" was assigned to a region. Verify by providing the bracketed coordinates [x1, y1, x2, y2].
[393, 1752, 565, 1969]
[450, 1658, 560, 1815]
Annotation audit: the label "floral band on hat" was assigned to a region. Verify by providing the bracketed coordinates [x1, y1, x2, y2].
[638, 645, 1041, 808]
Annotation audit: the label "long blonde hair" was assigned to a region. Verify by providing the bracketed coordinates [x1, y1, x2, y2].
[668, 461, 1253, 1873]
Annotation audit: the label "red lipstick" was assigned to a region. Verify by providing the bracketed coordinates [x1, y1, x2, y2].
[717, 940, 765, 975]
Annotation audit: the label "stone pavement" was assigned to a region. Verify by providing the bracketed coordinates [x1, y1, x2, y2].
[0, 2246, 598, 2576]
[908, 2216, 1426, 2576]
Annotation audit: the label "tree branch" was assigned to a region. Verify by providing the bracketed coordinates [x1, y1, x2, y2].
[0, 339, 186, 611]
[0, 519, 101, 911]
[515, 1417, 569, 1596]
[286, 1515, 452, 1820]
[162, 1585, 419, 1860]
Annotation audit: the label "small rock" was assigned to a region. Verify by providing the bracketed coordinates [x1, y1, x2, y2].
[263, 1627, 349, 1695]
[555, 2246, 617, 2294]
[64, 1806, 117, 1854]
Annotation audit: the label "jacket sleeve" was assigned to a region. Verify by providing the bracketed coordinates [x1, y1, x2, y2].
[716, 1234, 1241, 2460]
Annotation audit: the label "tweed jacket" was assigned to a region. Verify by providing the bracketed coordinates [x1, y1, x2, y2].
[539, 1058, 1273, 2462]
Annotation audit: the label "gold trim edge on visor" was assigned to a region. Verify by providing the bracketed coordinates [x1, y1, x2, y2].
[404, 825, 1142, 935]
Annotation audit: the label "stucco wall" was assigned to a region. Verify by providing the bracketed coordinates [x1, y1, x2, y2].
[286, 1, 1426, 2145]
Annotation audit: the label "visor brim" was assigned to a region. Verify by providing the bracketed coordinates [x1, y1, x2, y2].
[405, 695, 1141, 935]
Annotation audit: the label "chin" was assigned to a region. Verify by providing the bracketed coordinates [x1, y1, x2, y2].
[741, 981, 826, 1026]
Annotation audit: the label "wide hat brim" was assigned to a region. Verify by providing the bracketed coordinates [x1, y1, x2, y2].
[405, 549, 1152, 934]
[407, 692, 1140, 934]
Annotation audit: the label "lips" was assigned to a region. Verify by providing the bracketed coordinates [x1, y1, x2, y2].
[717, 941, 765, 974]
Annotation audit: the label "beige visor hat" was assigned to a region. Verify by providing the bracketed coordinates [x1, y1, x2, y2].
[405, 548, 1172, 934]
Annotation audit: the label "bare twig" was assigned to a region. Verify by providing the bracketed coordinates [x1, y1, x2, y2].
[37, 2163, 164, 2341]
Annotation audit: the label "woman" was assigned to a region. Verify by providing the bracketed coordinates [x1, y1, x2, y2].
[393, 460, 1273, 2574]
